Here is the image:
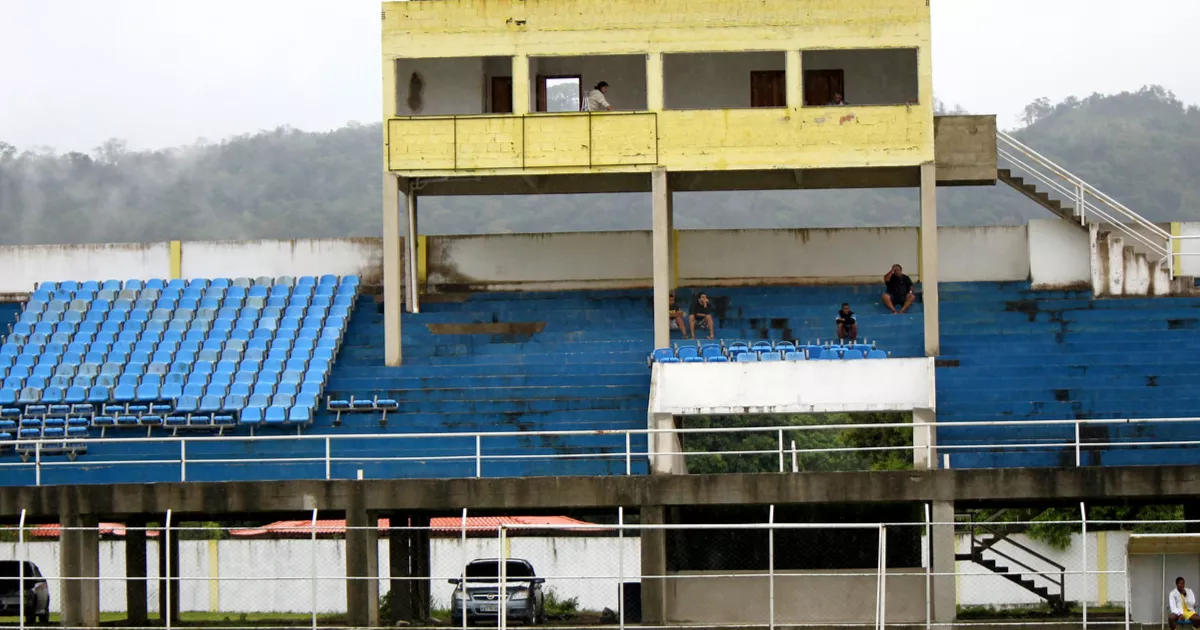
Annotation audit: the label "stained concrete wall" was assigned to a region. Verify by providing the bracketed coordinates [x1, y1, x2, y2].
[663, 52, 785, 109]
[934, 116, 998, 184]
[180, 239, 382, 284]
[652, 358, 936, 415]
[0, 243, 170, 294]
[1028, 219, 1091, 289]
[394, 57, 486, 116]
[1174, 222, 1200, 277]
[803, 49, 918, 106]
[666, 569, 927, 624]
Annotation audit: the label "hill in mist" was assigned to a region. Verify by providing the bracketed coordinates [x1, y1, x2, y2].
[1, 86, 1197, 245]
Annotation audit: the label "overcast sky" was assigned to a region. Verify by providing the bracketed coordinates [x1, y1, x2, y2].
[2, 0, 1198, 152]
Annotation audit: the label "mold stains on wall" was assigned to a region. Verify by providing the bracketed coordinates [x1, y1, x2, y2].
[407, 72, 426, 114]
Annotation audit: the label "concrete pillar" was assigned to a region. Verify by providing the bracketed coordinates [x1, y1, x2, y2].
[383, 174, 404, 366]
[651, 168, 673, 349]
[919, 162, 940, 357]
[640, 506, 668, 625]
[649, 412, 685, 475]
[931, 501, 956, 623]
[388, 515, 431, 623]
[646, 53, 664, 111]
[347, 504, 380, 628]
[157, 524, 180, 625]
[60, 514, 100, 628]
[125, 520, 149, 627]
[403, 180, 420, 314]
[913, 408, 937, 470]
[512, 55, 530, 115]
[785, 51, 803, 110]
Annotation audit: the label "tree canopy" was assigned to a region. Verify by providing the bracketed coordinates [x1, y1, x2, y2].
[2, 86, 1197, 246]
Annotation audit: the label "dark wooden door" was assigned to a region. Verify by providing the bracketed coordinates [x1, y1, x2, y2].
[491, 77, 513, 113]
[750, 70, 786, 108]
[804, 69, 845, 106]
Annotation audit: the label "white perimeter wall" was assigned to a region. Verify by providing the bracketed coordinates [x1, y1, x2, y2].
[1177, 222, 1200, 277]
[0, 243, 170, 296]
[1028, 218, 1091, 289]
[179, 239, 382, 283]
[651, 358, 936, 415]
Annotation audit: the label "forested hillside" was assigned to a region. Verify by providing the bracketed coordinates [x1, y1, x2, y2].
[1, 86, 1197, 245]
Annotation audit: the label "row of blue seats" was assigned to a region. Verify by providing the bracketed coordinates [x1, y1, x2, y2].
[24, 283, 356, 318]
[657, 349, 888, 363]
[3, 326, 342, 365]
[17, 299, 350, 331]
[326, 395, 401, 425]
[33, 274, 357, 296]
[0, 375, 325, 406]
[651, 341, 884, 362]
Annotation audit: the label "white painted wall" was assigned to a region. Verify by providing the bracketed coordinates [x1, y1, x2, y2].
[533, 55, 648, 110]
[179, 238, 382, 284]
[651, 358, 936, 415]
[1028, 219, 1091, 289]
[394, 57, 486, 116]
[939, 226, 1030, 282]
[804, 49, 919, 105]
[1177, 222, 1200, 277]
[663, 52, 785, 109]
[0, 243, 170, 294]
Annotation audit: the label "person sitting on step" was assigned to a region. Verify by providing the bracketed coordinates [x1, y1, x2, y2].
[882, 264, 915, 315]
[668, 293, 690, 339]
[690, 292, 716, 341]
[836, 303, 858, 342]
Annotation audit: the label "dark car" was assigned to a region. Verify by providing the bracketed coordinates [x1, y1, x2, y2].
[449, 559, 545, 626]
[0, 561, 50, 625]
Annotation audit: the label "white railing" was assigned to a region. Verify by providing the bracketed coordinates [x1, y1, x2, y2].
[4, 415, 1200, 486]
[996, 130, 1200, 277]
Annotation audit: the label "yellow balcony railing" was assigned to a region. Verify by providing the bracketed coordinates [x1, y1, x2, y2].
[386, 112, 659, 172]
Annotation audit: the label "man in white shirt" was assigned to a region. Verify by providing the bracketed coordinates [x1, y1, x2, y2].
[1170, 576, 1200, 629]
[586, 81, 612, 112]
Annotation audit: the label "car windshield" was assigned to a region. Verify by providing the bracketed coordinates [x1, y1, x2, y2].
[464, 560, 535, 580]
[0, 562, 27, 577]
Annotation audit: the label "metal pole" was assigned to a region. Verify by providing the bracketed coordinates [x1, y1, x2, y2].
[777, 429, 784, 473]
[476, 435, 482, 478]
[1081, 502, 1088, 630]
[625, 432, 631, 475]
[325, 438, 331, 480]
[768, 505, 776, 630]
[618, 507, 625, 630]
[1075, 421, 1082, 467]
[1125, 543, 1132, 630]
[924, 504, 931, 630]
[461, 509, 469, 630]
[34, 442, 40, 486]
[790, 440, 797, 473]
[499, 525, 507, 630]
[18, 508, 26, 630]
[881, 525, 888, 630]
[180, 440, 187, 481]
[165, 508, 173, 630]
[310, 508, 319, 630]
[876, 525, 885, 630]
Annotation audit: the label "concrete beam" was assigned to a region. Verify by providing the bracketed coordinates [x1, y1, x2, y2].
[9, 467, 1200, 518]
[920, 162, 939, 357]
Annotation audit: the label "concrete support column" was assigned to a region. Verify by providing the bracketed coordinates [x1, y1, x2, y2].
[61, 514, 100, 628]
[347, 504, 381, 628]
[125, 520, 149, 627]
[640, 506, 669, 625]
[930, 501, 956, 623]
[646, 53, 664, 111]
[158, 524, 180, 625]
[388, 515, 432, 623]
[785, 51, 803, 110]
[649, 412, 685, 475]
[403, 180, 420, 314]
[651, 168, 673, 349]
[512, 55, 530, 115]
[919, 162, 940, 357]
[383, 174, 404, 366]
[913, 408, 937, 470]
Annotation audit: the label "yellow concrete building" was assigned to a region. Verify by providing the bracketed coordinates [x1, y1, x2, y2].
[379, 0, 995, 364]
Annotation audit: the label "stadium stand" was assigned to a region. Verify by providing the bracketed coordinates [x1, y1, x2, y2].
[937, 281, 1200, 468]
[0, 276, 357, 460]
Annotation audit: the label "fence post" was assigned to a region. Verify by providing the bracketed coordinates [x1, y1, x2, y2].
[881, 525, 889, 630]
[460, 509, 469, 630]
[618, 507, 625, 630]
[791, 440, 797, 473]
[876, 524, 886, 630]
[18, 508, 25, 630]
[475, 435, 482, 478]
[777, 429, 784, 473]
[165, 508, 173, 630]
[34, 442, 40, 486]
[625, 432, 632, 475]
[310, 508, 319, 630]
[499, 525, 508, 630]
[768, 505, 776, 630]
[1081, 502, 1089, 630]
[924, 504, 931, 630]
[325, 437, 331, 480]
[180, 440, 187, 482]
[1075, 420, 1082, 467]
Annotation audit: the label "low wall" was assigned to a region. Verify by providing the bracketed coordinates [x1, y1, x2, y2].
[651, 358, 936, 415]
[0, 243, 170, 295]
[1028, 219, 1090, 289]
[666, 569, 927, 624]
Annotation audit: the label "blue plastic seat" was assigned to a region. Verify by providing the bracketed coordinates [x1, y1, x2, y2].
[677, 346, 699, 361]
[736, 353, 758, 363]
[842, 350, 864, 360]
[264, 406, 288, 426]
[700, 345, 724, 360]
[240, 406, 264, 426]
[706, 356, 729, 363]
[175, 395, 199, 413]
[161, 383, 183, 400]
[136, 384, 160, 400]
[651, 348, 676, 362]
[18, 387, 42, 404]
[785, 351, 806, 361]
[682, 357, 705, 363]
[86, 386, 110, 403]
[198, 395, 222, 413]
[759, 351, 782, 362]
[866, 350, 887, 359]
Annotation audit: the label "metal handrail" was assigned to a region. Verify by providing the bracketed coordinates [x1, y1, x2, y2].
[967, 514, 1065, 601]
[997, 130, 1178, 276]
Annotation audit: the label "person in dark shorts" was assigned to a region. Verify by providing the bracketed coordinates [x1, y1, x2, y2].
[882, 264, 914, 315]
[835, 303, 857, 341]
[690, 292, 716, 340]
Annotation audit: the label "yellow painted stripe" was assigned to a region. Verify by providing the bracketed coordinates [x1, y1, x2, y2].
[169, 241, 183, 280]
[1172, 222, 1182, 276]
[672, 229, 680, 288]
[1096, 531, 1108, 605]
[208, 538, 220, 611]
[417, 235, 428, 293]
